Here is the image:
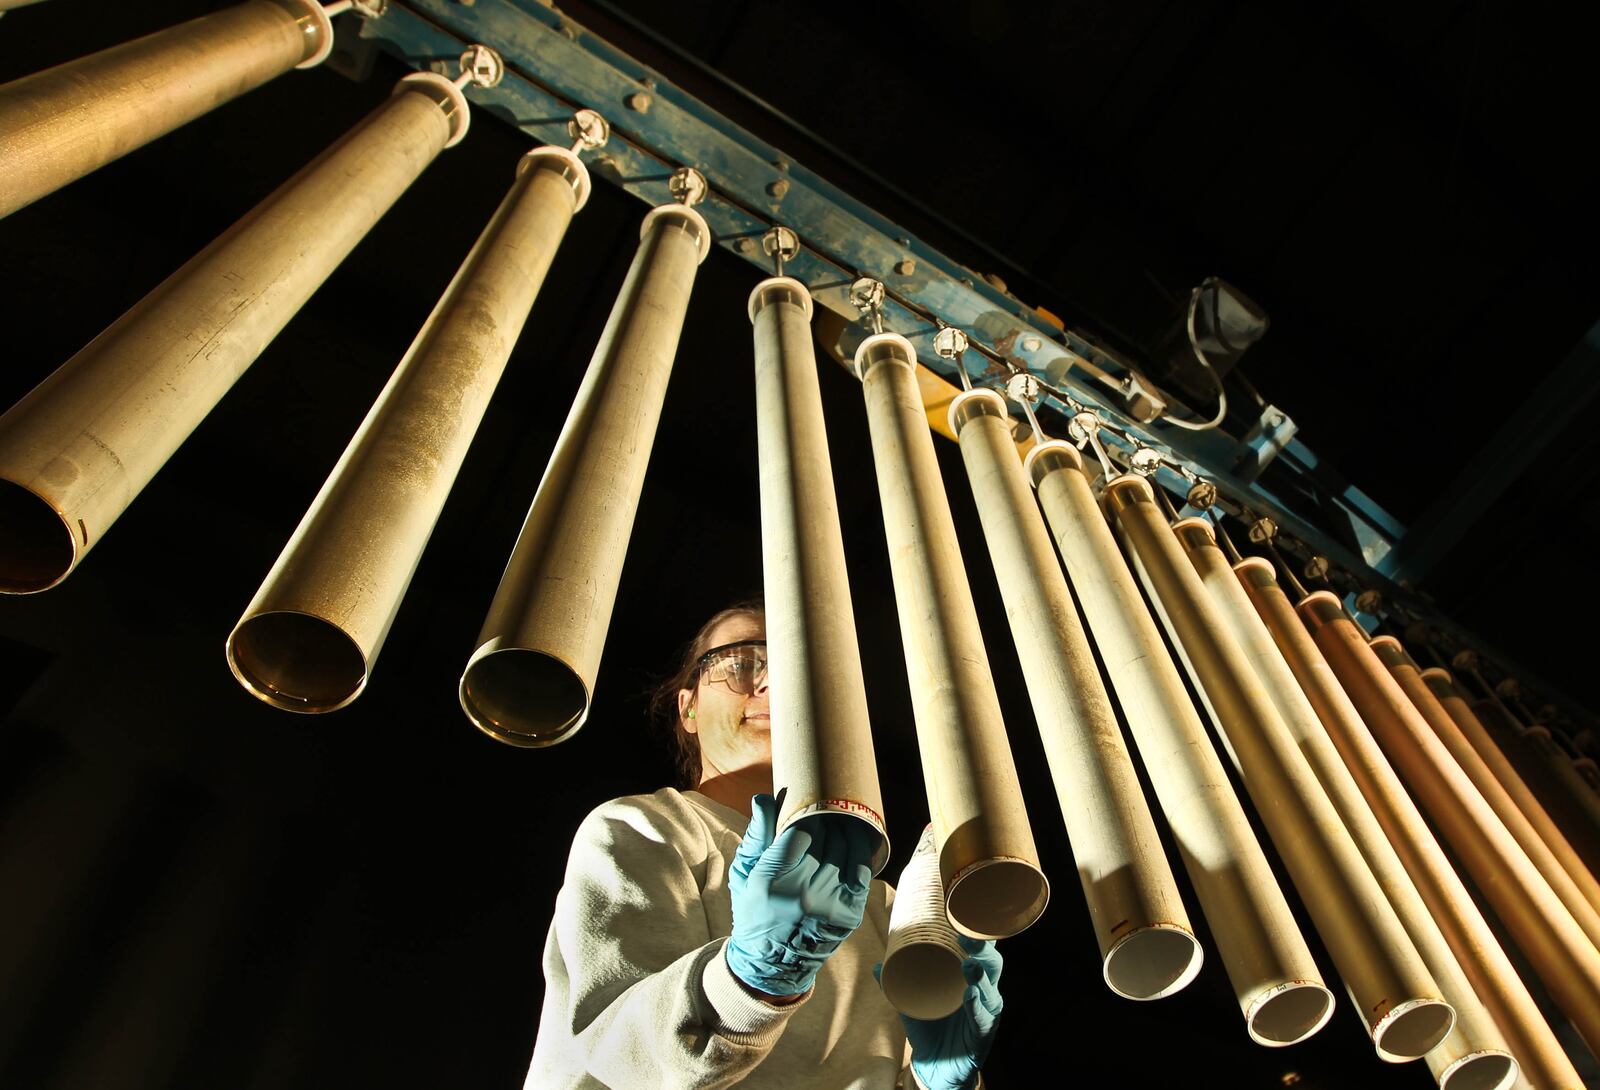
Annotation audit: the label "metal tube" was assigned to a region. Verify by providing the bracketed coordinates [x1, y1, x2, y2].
[1205, 557, 1514, 1084]
[952, 394, 1199, 999]
[0, 0, 334, 219]
[750, 276, 889, 874]
[855, 333, 1048, 940]
[1373, 641, 1600, 951]
[1130, 507, 1452, 1061]
[1421, 668, 1600, 919]
[1304, 594, 1600, 1058]
[0, 74, 464, 595]
[1028, 448, 1330, 1045]
[459, 202, 710, 746]
[1241, 572, 1569, 1090]
[226, 147, 591, 712]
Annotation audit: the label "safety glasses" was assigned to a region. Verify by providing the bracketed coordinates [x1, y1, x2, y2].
[695, 639, 768, 695]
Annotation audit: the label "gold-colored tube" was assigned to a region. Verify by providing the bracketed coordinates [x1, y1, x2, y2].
[1129, 508, 1451, 1060]
[1373, 641, 1600, 952]
[855, 333, 1048, 940]
[1245, 577, 1570, 1089]
[750, 277, 889, 874]
[458, 202, 711, 746]
[0, 0, 334, 219]
[226, 147, 591, 713]
[1305, 595, 1600, 1059]
[952, 395, 1198, 999]
[1422, 668, 1600, 915]
[1471, 698, 1600, 875]
[0, 74, 464, 595]
[1029, 452, 1329, 1045]
[1220, 560, 1516, 1087]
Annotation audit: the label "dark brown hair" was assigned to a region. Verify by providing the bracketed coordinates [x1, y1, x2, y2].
[649, 599, 765, 789]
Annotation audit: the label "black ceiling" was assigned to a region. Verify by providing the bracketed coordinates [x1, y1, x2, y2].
[1, 1, 1597, 1088]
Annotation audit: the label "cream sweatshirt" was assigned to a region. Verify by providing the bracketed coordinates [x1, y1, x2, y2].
[525, 786, 913, 1089]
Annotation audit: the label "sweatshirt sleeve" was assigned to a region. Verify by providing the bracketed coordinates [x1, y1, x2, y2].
[532, 797, 807, 1089]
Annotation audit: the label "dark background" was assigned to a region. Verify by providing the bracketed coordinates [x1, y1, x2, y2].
[2, 1, 1598, 1087]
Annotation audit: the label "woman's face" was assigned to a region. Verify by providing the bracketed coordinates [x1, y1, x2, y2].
[678, 613, 770, 780]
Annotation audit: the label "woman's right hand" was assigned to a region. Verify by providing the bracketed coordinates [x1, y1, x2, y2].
[725, 790, 875, 998]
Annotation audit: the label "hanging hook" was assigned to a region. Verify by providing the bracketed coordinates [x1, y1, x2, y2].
[454, 44, 504, 90]
[1067, 411, 1116, 480]
[668, 166, 708, 206]
[567, 109, 610, 154]
[934, 327, 972, 391]
[1004, 371, 1044, 443]
[850, 277, 886, 334]
[762, 225, 799, 278]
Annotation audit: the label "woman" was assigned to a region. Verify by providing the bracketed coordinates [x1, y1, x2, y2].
[525, 602, 1004, 1089]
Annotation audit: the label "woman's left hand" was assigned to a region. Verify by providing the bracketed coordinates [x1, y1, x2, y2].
[874, 936, 1002, 1090]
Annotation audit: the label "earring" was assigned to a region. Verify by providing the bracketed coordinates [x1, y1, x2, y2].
[687, 709, 696, 719]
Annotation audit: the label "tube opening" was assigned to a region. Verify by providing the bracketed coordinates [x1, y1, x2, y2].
[1439, 1051, 1517, 1090]
[0, 479, 76, 594]
[459, 647, 589, 747]
[945, 859, 1049, 940]
[879, 942, 966, 1020]
[1103, 924, 1203, 1000]
[1246, 981, 1335, 1046]
[227, 611, 368, 713]
[1372, 998, 1455, 1061]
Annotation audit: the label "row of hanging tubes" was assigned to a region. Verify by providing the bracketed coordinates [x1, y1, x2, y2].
[3, 10, 1599, 1085]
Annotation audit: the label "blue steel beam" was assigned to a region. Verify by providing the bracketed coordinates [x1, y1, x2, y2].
[359, 0, 1407, 594]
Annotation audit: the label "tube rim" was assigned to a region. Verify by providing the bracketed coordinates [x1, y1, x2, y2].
[1102, 922, 1204, 1001]
[746, 276, 814, 323]
[273, 0, 336, 68]
[458, 642, 591, 747]
[1244, 979, 1336, 1047]
[1371, 995, 1456, 1061]
[640, 204, 712, 264]
[1437, 1049, 1518, 1090]
[0, 477, 77, 594]
[518, 146, 593, 211]
[945, 386, 1006, 437]
[1232, 555, 1276, 580]
[944, 854, 1049, 940]
[1021, 437, 1082, 489]
[396, 72, 471, 147]
[851, 331, 918, 380]
[225, 608, 370, 713]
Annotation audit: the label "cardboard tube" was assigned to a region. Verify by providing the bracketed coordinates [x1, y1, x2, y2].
[0, 0, 334, 219]
[880, 824, 968, 1019]
[1471, 699, 1600, 877]
[1304, 595, 1600, 1059]
[1029, 451, 1329, 1045]
[952, 394, 1198, 999]
[1209, 559, 1514, 1085]
[1373, 641, 1600, 953]
[855, 333, 1048, 940]
[1420, 668, 1600, 921]
[226, 148, 591, 712]
[750, 277, 888, 874]
[0, 74, 462, 595]
[1244, 574, 1565, 1089]
[459, 203, 710, 746]
[1123, 508, 1451, 1060]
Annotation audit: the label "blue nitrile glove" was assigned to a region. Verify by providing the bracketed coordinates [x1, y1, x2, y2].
[873, 936, 1003, 1090]
[725, 790, 875, 997]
